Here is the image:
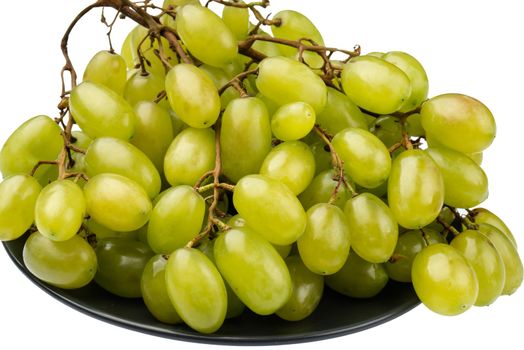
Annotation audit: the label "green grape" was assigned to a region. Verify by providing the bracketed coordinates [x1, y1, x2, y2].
[168, 108, 188, 137]
[84, 217, 138, 241]
[259, 141, 315, 195]
[23, 232, 97, 289]
[371, 115, 402, 148]
[95, 238, 154, 297]
[468, 152, 483, 165]
[385, 229, 446, 282]
[276, 255, 324, 321]
[271, 102, 316, 141]
[176, 4, 238, 67]
[214, 227, 292, 315]
[199, 64, 240, 109]
[341, 55, 411, 114]
[69, 81, 135, 140]
[222, 1, 249, 40]
[84, 174, 152, 232]
[0, 175, 41, 241]
[147, 185, 205, 254]
[388, 149, 444, 229]
[71, 130, 92, 150]
[382, 51, 428, 113]
[309, 141, 332, 175]
[131, 101, 174, 175]
[250, 29, 282, 58]
[316, 87, 368, 135]
[426, 147, 488, 208]
[165, 248, 227, 333]
[325, 251, 389, 298]
[344, 193, 398, 263]
[298, 169, 352, 210]
[227, 214, 246, 228]
[256, 56, 327, 114]
[411, 243, 478, 315]
[165, 64, 221, 128]
[406, 113, 425, 137]
[470, 208, 517, 247]
[273, 244, 292, 259]
[256, 92, 280, 117]
[332, 128, 391, 188]
[164, 127, 215, 187]
[83, 50, 127, 95]
[363, 113, 377, 128]
[35, 180, 85, 242]
[478, 224, 523, 295]
[0, 115, 62, 185]
[420, 93, 496, 154]
[141, 255, 183, 324]
[85, 137, 161, 199]
[450, 230, 505, 306]
[233, 174, 307, 245]
[298, 203, 351, 275]
[124, 71, 167, 108]
[220, 97, 272, 182]
[425, 206, 456, 233]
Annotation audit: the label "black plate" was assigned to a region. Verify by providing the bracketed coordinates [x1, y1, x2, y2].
[3, 235, 419, 345]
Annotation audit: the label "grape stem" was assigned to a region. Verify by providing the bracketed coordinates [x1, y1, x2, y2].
[206, 0, 281, 29]
[437, 214, 461, 237]
[218, 67, 258, 97]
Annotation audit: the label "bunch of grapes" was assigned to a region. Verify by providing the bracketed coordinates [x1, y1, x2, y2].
[0, 0, 522, 335]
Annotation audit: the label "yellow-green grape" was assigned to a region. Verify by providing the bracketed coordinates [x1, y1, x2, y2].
[344, 193, 398, 263]
[124, 71, 166, 107]
[259, 141, 315, 195]
[256, 92, 280, 117]
[450, 230, 505, 306]
[276, 255, 324, 321]
[141, 255, 183, 324]
[478, 224, 523, 295]
[256, 56, 327, 114]
[273, 244, 292, 259]
[23, 232, 97, 289]
[84, 217, 138, 241]
[371, 115, 402, 148]
[363, 113, 377, 128]
[0, 175, 41, 241]
[298, 170, 352, 210]
[385, 229, 446, 282]
[95, 238, 154, 297]
[227, 214, 246, 228]
[85, 137, 161, 199]
[366, 52, 385, 58]
[316, 87, 368, 135]
[382, 51, 428, 113]
[221, 97, 272, 183]
[233, 175, 307, 245]
[0, 115, 62, 185]
[84, 174, 152, 232]
[70, 81, 135, 140]
[164, 127, 215, 187]
[131, 101, 174, 175]
[406, 113, 425, 137]
[176, 4, 238, 67]
[470, 208, 517, 247]
[468, 152, 483, 165]
[426, 147, 488, 208]
[298, 203, 351, 275]
[199, 64, 240, 109]
[222, 1, 249, 40]
[309, 141, 332, 175]
[83, 50, 127, 95]
[388, 149, 444, 229]
[69, 131, 92, 175]
[165, 64, 221, 128]
[271, 102, 316, 141]
[411, 243, 478, 316]
[165, 248, 227, 333]
[325, 251, 389, 298]
[341, 56, 411, 114]
[420, 93, 496, 154]
[250, 29, 282, 58]
[214, 227, 292, 315]
[168, 109, 188, 138]
[332, 128, 391, 188]
[35, 180, 85, 242]
[147, 185, 205, 254]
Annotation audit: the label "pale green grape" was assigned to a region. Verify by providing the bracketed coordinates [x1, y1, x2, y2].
[227, 214, 246, 228]
[420, 93, 496, 154]
[298, 170, 352, 210]
[250, 29, 282, 58]
[406, 113, 425, 137]
[470, 208, 517, 247]
[83, 50, 127, 95]
[222, 1, 249, 40]
[309, 141, 332, 175]
[233, 174, 307, 245]
[332, 128, 391, 188]
[425, 206, 456, 233]
[0, 175, 41, 241]
[70, 131, 92, 174]
[316, 87, 368, 135]
[341, 55, 411, 114]
[344, 193, 398, 263]
[84, 174, 152, 232]
[85, 137, 161, 198]
[165, 64, 221, 128]
[273, 244, 292, 259]
[124, 71, 166, 107]
[165, 248, 227, 333]
[271, 102, 316, 141]
[69, 81, 135, 140]
[168, 109, 188, 137]
[147, 185, 205, 254]
[411, 243, 478, 315]
[256, 92, 279, 116]
[23, 232, 97, 289]
[35, 180, 85, 242]
[199, 64, 240, 109]
[164, 127, 215, 187]
[388, 149, 444, 229]
[84, 217, 138, 241]
[214, 227, 292, 315]
[468, 152, 483, 165]
[371, 115, 402, 148]
[221, 97, 272, 182]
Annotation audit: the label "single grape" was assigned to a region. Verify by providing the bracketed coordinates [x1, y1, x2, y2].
[308, 141, 333, 176]
[406, 113, 425, 137]
[298, 169, 352, 210]
[470, 208, 517, 247]
[199, 64, 240, 109]
[467, 152, 483, 165]
[84, 217, 139, 241]
[271, 102, 316, 141]
[70, 131, 92, 175]
[83, 50, 127, 95]
[370, 115, 402, 148]
[222, 1, 249, 40]
[250, 28, 282, 58]
[316, 87, 368, 135]
[124, 71, 167, 108]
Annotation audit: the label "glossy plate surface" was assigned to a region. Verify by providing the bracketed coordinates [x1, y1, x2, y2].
[3, 235, 419, 345]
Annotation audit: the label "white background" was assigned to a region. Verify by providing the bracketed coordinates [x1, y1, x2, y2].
[0, 0, 522, 349]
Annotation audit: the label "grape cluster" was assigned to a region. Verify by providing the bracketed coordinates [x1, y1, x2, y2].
[0, 0, 522, 335]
